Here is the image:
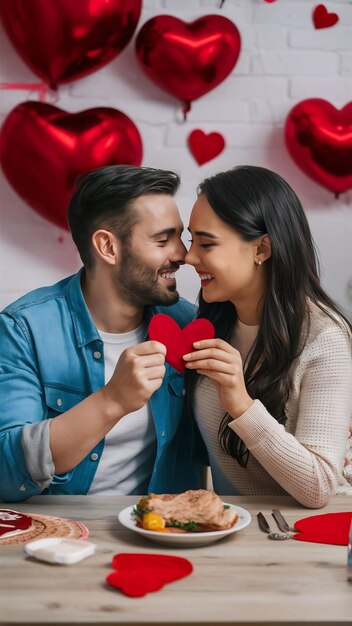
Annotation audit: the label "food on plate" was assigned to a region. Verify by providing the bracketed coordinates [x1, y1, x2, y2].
[132, 489, 238, 533]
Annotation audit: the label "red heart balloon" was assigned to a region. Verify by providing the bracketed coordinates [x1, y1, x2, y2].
[107, 553, 193, 597]
[0, 0, 142, 87]
[0, 509, 32, 537]
[148, 314, 215, 373]
[312, 4, 339, 30]
[293, 512, 352, 546]
[0, 102, 143, 230]
[285, 99, 352, 195]
[188, 129, 225, 165]
[135, 15, 241, 106]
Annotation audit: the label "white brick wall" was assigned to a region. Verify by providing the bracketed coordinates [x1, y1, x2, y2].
[0, 0, 351, 316]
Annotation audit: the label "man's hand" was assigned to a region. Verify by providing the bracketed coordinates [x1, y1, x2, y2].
[104, 340, 167, 415]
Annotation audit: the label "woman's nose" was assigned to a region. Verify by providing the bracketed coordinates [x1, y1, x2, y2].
[185, 246, 197, 266]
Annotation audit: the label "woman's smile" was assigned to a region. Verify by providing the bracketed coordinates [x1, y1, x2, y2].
[197, 272, 215, 287]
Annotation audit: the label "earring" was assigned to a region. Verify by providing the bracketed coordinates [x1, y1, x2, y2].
[257, 260, 262, 266]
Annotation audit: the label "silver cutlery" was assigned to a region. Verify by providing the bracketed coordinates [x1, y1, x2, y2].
[257, 512, 291, 540]
[271, 509, 299, 534]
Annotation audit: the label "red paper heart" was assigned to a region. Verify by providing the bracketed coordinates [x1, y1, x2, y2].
[135, 15, 241, 105]
[293, 512, 352, 545]
[149, 314, 215, 372]
[285, 99, 352, 195]
[0, 509, 32, 537]
[0, 0, 142, 86]
[312, 5, 339, 30]
[106, 554, 193, 597]
[0, 102, 143, 230]
[188, 130, 225, 165]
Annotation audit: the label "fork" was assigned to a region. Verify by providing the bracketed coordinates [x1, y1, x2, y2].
[271, 509, 300, 534]
[257, 512, 291, 540]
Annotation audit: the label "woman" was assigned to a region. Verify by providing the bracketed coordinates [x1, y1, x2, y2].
[184, 165, 352, 508]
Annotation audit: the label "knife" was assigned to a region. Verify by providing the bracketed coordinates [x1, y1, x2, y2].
[272, 509, 301, 533]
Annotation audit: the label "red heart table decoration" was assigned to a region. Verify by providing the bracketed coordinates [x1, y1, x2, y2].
[149, 314, 215, 372]
[285, 99, 352, 195]
[135, 15, 241, 106]
[106, 553, 193, 597]
[312, 5, 339, 30]
[188, 129, 225, 165]
[0, 0, 142, 86]
[0, 509, 32, 538]
[293, 512, 352, 545]
[0, 102, 143, 230]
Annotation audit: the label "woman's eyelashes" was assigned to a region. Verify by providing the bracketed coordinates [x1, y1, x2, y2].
[188, 239, 215, 249]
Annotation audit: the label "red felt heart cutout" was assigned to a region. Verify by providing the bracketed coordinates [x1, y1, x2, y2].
[188, 130, 225, 165]
[0, 102, 143, 230]
[285, 99, 352, 195]
[0, 509, 32, 537]
[148, 314, 215, 372]
[292, 512, 352, 545]
[312, 5, 339, 30]
[106, 554, 193, 597]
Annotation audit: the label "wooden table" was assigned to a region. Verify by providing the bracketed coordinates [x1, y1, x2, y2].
[0, 495, 351, 626]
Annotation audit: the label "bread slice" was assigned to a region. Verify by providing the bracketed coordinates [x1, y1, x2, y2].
[135, 490, 238, 532]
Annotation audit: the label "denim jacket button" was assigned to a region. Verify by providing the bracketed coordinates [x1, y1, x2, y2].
[19, 484, 26, 492]
[93, 351, 101, 359]
[91, 453, 99, 461]
[56, 398, 62, 407]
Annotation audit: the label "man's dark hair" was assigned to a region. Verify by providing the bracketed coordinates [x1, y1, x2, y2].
[67, 165, 180, 269]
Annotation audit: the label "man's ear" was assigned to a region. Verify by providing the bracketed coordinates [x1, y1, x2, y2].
[254, 234, 271, 265]
[91, 230, 119, 266]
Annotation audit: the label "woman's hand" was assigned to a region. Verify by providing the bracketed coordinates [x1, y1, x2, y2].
[183, 338, 254, 419]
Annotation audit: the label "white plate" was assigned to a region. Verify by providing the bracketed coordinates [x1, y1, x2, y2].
[118, 503, 251, 547]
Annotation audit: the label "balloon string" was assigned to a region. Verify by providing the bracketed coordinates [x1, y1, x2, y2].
[182, 101, 191, 121]
[0, 82, 48, 102]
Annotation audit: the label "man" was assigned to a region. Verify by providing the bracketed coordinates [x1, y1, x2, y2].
[0, 165, 204, 502]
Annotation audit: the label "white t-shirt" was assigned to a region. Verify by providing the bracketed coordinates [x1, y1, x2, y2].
[89, 323, 157, 495]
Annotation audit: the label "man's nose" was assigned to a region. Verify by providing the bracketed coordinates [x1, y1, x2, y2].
[172, 238, 187, 264]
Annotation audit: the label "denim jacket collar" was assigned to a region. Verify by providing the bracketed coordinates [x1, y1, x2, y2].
[67, 269, 156, 348]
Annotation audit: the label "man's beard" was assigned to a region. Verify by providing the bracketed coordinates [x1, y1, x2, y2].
[115, 245, 180, 307]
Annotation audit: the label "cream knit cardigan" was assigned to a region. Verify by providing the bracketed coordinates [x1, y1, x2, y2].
[194, 303, 352, 508]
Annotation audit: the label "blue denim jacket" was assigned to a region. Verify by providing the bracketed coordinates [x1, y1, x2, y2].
[0, 270, 204, 502]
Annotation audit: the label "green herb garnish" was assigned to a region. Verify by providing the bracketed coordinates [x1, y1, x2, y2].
[168, 520, 198, 531]
[131, 504, 150, 520]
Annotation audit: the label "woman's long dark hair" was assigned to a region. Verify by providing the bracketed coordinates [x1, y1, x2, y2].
[186, 165, 351, 467]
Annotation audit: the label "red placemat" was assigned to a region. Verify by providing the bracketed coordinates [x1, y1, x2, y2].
[0, 512, 89, 546]
[292, 511, 352, 545]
